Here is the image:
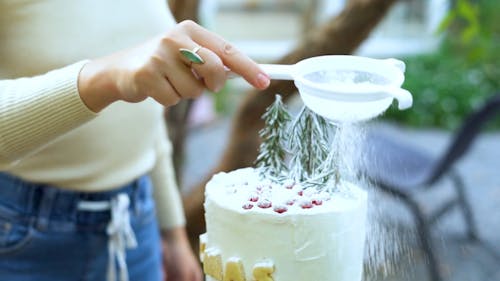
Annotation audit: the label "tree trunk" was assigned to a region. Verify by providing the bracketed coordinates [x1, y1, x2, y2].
[168, 0, 200, 22]
[183, 0, 398, 245]
[165, 0, 201, 185]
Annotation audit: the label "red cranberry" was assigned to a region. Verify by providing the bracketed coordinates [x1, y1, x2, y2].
[242, 203, 254, 210]
[257, 199, 272, 209]
[248, 194, 259, 202]
[273, 205, 288, 214]
[283, 179, 295, 189]
[300, 200, 313, 209]
[312, 198, 323, 206]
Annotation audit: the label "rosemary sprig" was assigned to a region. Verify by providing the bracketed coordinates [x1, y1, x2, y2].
[288, 107, 333, 184]
[255, 95, 341, 193]
[255, 94, 291, 179]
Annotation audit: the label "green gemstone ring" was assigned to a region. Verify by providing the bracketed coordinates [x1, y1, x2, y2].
[179, 46, 205, 65]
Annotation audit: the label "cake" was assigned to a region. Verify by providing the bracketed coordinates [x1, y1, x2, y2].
[200, 95, 368, 281]
[200, 167, 367, 281]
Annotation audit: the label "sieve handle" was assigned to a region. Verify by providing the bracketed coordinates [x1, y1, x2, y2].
[225, 64, 294, 80]
[259, 64, 295, 80]
[380, 58, 406, 73]
[386, 88, 413, 110]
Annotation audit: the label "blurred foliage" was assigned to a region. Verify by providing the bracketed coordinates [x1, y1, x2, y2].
[383, 0, 499, 129]
[213, 83, 239, 115]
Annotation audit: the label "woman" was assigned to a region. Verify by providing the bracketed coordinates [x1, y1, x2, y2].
[0, 1, 270, 281]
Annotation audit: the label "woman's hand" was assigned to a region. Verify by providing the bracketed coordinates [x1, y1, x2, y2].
[161, 227, 203, 281]
[78, 20, 270, 112]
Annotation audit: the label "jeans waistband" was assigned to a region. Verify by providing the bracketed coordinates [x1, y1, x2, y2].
[0, 172, 150, 230]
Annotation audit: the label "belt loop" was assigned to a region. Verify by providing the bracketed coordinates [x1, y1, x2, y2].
[36, 187, 57, 231]
[132, 178, 142, 216]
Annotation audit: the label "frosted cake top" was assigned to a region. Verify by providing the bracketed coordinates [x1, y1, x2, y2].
[206, 168, 366, 215]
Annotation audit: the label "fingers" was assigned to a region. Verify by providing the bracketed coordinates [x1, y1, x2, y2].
[149, 56, 204, 106]
[166, 60, 205, 99]
[190, 47, 226, 92]
[147, 71, 181, 107]
[178, 20, 270, 90]
[148, 20, 270, 108]
[177, 42, 227, 93]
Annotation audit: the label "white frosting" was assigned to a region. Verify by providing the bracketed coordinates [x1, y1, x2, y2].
[203, 168, 368, 281]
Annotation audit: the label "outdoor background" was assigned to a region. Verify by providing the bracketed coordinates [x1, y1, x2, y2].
[176, 1, 500, 281]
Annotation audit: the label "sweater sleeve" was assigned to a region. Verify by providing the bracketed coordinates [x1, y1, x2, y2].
[0, 61, 97, 166]
[149, 120, 186, 229]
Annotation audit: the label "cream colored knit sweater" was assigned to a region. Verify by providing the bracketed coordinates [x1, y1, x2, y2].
[0, 0, 185, 228]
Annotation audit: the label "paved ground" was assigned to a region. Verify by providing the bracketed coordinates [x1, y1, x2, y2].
[181, 110, 500, 281]
[360, 123, 500, 281]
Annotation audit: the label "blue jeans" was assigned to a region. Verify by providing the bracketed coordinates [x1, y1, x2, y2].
[0, 172, 162, 281]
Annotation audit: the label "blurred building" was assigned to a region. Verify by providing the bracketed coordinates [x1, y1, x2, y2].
[199, 0, 449, 60]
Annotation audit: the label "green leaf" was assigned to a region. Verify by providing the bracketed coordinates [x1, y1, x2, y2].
[457, 0, 478, 23]
[436, 10, 457, 34]
[460, 25, 479, 44]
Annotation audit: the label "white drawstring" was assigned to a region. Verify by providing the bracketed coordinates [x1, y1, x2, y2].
[78, 193, 138, 281]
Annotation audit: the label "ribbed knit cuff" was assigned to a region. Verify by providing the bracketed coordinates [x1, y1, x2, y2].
[0, 60, 97, 164]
